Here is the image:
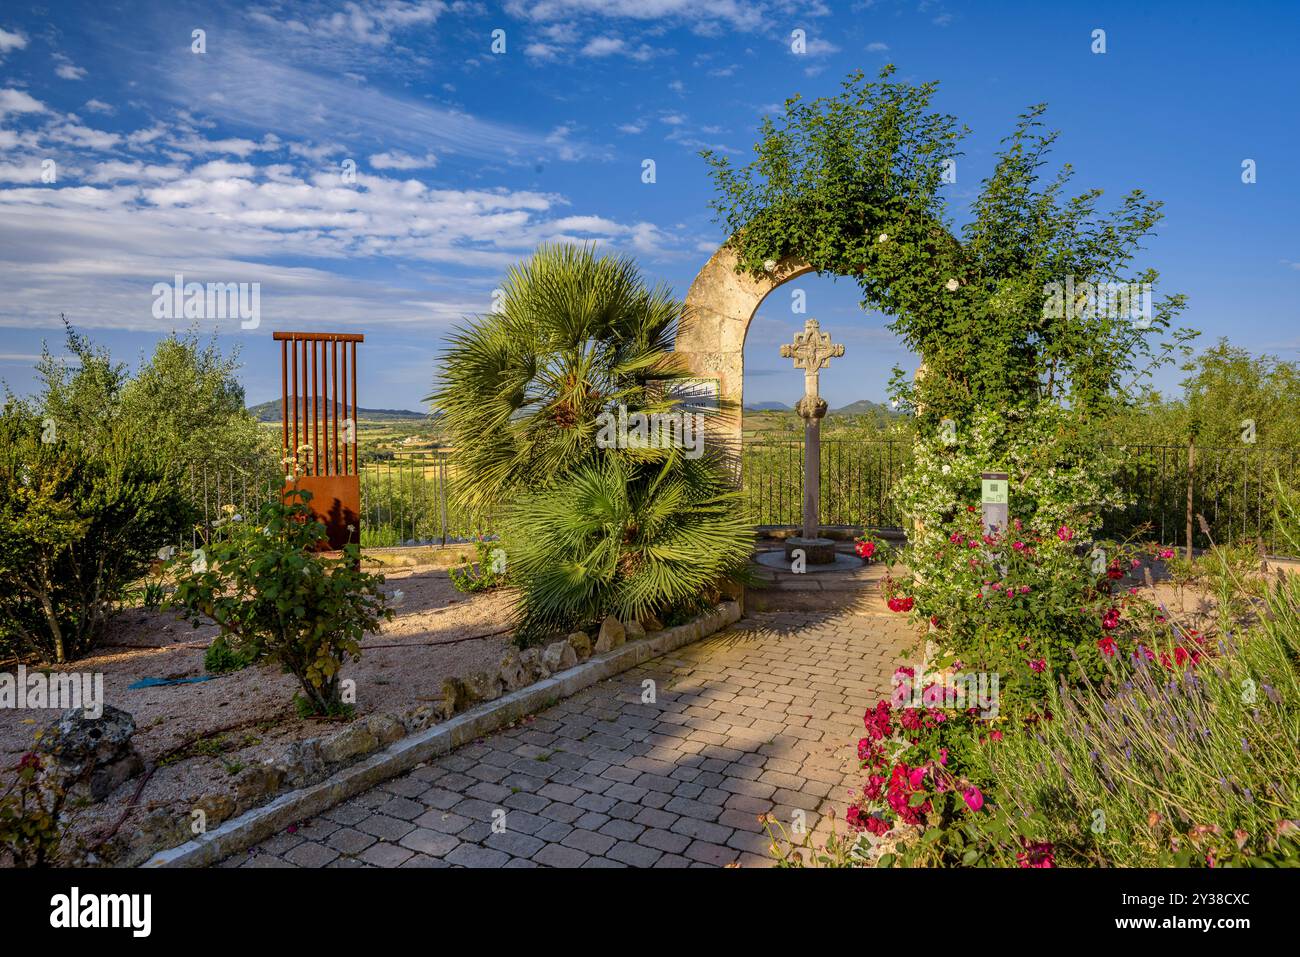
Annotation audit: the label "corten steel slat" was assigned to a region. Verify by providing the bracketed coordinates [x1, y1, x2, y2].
[290, 337, 298, 467]
[300, 338, 309, 472]
[341, 340, 349, 475]
[350, 341, 358, 475]
[320, 337, 329, 475]
[312, 339, 320, 476]
[332, 339, 340, 476]
[280, 338, 288, 459]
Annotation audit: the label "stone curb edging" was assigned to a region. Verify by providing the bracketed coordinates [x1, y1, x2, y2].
[142, 600, 742, 868]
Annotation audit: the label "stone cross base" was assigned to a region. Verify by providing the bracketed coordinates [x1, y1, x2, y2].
[784, 536, 837, 565]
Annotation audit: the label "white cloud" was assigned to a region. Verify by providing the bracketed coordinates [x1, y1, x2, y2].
[0, 157, 683, 333]
[524, 42, 558, 59]
[151, 46, 574, 162]
[84, 99, 115, 114]
[866, 41, 889, 52]
[617, 121, 645, 134]
[505, 0, 765, 31]
[48, 122, 122, 150]
[0, 88, 46, 118]
[369, 150, 439, 170]
[799, 37, 839, 57]
[0, 27, 27, 56]
[55, 62, 87, 81]
[582, 36, 623, 56]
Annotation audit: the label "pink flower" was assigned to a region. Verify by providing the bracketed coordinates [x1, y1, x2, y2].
[962, 787, 984, 812]
[1017, 840, 1056, 868]
[1159, 548, 1175, 560]
[1097, 636, 1117, 657]
[1019, 585, 1031, 594]
[908, 767, 927, 789]
[1057, 525, 1074, 542]
[1029, 658, 1046, 673]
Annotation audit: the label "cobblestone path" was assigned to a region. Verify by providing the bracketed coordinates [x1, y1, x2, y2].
[220, 606, 916, 869]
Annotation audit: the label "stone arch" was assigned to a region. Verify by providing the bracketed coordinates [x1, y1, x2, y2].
[675, 244, 816, 451]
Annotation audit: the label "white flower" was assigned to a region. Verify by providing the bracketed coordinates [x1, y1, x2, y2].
[763, 259, 777, 272]
[877, 233, 889, 243]
[946, 278, 960, 291]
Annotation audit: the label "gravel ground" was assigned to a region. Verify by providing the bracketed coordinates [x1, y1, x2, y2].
[0, 565, 516, 860]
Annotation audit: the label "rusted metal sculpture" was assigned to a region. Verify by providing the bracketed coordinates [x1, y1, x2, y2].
[274, 331, 364, 549]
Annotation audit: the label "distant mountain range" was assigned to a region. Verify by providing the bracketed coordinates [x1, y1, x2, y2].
[745, 399, 899, 417]
[248, 398, 428, 422]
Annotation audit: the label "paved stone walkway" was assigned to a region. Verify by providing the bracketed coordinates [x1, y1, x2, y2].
[219, 606, 916, 869]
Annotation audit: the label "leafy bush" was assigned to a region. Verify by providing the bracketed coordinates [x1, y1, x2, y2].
[0, 751, 74, 868]
[169, 490, 392, 715]
[449, 538, 509, 593]
[501, 453, 753, 645]
[203, 634, 256, 674]
[0, 402, 190, 663]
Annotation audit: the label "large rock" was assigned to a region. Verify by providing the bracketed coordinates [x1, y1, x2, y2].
[499, 650, 530, 691]
[401, 703, 439, 734]
[365, 713, 406, 747]
[625, 620, 647, 642]
[233, 763, 285, 814]
[275, 738, 325, 787]
[567, 631, 592, 661]
[594, 615, 626, 653]
[40, 705, 144, 802]
[463, 670, 503, 703]
[641, 614, 665, 632]
[519, 647, 550, 680]
[440, 677, 470, 718]
[542, 640, 578, 673]
[319, 722, 379, 765]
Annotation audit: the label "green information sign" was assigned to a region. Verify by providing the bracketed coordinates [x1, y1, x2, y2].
[981, 476, 1008, 505]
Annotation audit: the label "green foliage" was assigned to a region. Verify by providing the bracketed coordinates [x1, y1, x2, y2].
[0, 750, 74, 868]
[448, 538, 508, 593]
[705, 68, 1194, 426]
[36, 320, 278, 512]
[168, 490, 393, 714]
[0, 401, 191, 663]
[1108, 339, 1300, 447]
[500, 453, 754, 645]
[429, 243, 696, 513]
[203, 634, 256, 674]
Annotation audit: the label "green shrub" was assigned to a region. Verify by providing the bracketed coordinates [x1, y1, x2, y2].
[501, 453, 753, 645]
[0, 750, 74, 868]
[449, 538, 508, 593]
[168, 489, 393, 715]
[203, 634, 256, 673]
[0, 402, 190, 663]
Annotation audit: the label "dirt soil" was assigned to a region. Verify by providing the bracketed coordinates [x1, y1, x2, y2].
[0, 564, 516, 861]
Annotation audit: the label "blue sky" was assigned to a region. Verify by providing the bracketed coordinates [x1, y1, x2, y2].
[0, 0, 1296, 412]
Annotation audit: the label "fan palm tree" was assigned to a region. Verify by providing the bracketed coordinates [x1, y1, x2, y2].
[500, 452, 754, 643]
[429, 243, 694, 513]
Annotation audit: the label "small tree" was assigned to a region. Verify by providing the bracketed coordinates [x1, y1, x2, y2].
[169, 490, 392, 715]
[0, 401, 189, 663]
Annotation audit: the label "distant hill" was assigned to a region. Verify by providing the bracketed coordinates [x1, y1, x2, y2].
[248, 398, 428, 422]
[831, 399, 899, 417]
[744, 401, 791, 411]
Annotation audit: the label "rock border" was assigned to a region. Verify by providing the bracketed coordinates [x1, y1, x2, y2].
[143, 600, 742, 868]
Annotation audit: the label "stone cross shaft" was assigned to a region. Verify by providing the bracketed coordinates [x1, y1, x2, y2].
[780, 318, 844, 543]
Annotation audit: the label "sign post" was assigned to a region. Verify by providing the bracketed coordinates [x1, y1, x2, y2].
[980, 471, 1009, 537]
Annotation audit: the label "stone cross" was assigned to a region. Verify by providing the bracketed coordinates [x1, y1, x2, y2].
[780, 318, 844, 553]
